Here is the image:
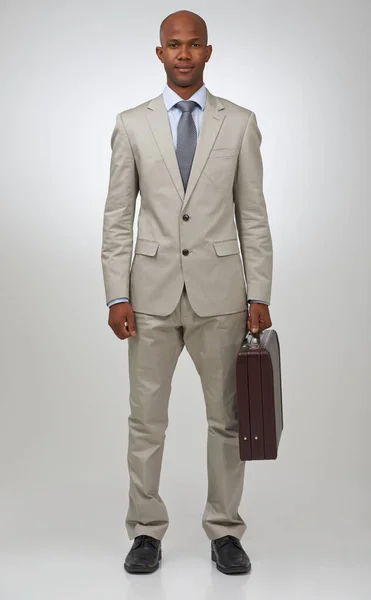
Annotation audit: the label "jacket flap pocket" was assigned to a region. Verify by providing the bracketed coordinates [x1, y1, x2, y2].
[135, 239, 159, 256]
[213, 239, 240, 256]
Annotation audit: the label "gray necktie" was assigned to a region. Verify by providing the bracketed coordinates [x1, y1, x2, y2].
[174, 100, 199, 190]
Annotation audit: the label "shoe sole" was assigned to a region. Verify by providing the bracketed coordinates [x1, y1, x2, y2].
[124, 549, 162, 574]
[211, 548, 251, 575]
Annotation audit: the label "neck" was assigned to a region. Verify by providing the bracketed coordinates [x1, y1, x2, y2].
[166, 80, 204, 99]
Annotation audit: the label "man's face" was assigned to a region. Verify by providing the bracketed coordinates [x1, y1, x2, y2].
[156, 19, 212, 88]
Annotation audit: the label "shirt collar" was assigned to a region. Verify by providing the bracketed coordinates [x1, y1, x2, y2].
[163, 82, 206, 112]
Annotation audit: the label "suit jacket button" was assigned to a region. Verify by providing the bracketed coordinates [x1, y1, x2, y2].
[182, 249, 189, 256]
[182, 214, 190, 221]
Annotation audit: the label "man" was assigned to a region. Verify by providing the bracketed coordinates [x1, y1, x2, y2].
[101, 10, 273, 575]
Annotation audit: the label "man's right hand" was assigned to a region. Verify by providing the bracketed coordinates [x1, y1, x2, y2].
[108, 302, 137, 340]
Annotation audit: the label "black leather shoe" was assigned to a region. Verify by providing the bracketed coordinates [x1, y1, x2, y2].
[211, 535, 251, 574]
[124, 535, 162, 573]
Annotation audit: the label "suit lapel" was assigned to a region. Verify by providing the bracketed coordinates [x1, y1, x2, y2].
[146, 87, 226, 206]
[146, 93, 185, 202]
[182, 89, 226, 209]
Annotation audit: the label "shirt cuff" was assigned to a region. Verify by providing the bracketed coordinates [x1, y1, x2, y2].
[107, 297, 130, 307]
[248, 299, 269, 305]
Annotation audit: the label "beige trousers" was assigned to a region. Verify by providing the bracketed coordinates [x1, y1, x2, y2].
[126, 284, 248, 541]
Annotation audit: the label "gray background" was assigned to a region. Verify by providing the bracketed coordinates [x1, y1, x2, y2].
[1, 0, 370, 598]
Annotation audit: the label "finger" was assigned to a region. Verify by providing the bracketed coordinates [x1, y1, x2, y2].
[118, 323, 131, 339]
[127, 313, 137, 337]
[260, 316, 272, 331]
[250, 315, 260, 333]
[123, 322, 131, 337]
[109, 319, 127, 340]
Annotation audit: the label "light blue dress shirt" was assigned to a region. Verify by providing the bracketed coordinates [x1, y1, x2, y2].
[107, 83, 268, 308]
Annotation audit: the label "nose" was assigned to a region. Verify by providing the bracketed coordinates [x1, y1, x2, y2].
[177, 45, 192, 60]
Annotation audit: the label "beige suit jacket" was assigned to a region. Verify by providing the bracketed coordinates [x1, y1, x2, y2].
[101, 87, 273, 317]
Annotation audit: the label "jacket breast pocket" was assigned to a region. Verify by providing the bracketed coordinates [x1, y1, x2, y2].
[213, 239, 240, 256]
[203, 150, 238, 190]
[134, 239, 159, 256]
[208, 147, 239, 159]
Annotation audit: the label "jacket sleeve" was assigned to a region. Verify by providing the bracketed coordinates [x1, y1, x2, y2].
[233, 111, 273, 305]
[101, 113, 139, 305]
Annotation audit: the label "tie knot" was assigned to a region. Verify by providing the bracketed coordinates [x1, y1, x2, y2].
[174, 100, 199, 113]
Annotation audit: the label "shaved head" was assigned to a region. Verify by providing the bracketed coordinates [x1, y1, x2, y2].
[156, 10, 212, 98]
[159, 10, 208, 46]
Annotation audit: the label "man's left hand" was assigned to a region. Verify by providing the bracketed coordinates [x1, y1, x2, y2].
[248, 303, 272, 334]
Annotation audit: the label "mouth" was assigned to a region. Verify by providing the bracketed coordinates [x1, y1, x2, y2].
[175, 65, 194, 73]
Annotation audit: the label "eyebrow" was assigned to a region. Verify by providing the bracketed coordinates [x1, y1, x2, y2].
[167, 38, 202, 42]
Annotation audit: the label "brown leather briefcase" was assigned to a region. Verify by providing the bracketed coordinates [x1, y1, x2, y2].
[236, 329, 283, 461]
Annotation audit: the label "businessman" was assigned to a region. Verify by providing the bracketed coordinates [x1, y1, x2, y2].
[101, 10, 273, 575]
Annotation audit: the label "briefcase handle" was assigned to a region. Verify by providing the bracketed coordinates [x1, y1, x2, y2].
[243, 330, 261, 348]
